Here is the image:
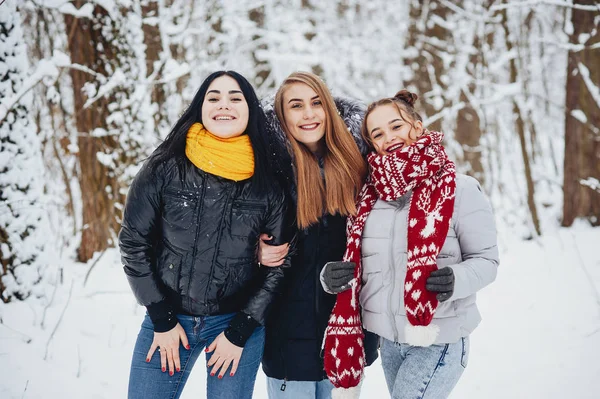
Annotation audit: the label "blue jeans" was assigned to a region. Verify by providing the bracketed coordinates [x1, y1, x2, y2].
[266, 377, 334, 399]
[128, 313, 265, 399]
[380, 337, 469, 399]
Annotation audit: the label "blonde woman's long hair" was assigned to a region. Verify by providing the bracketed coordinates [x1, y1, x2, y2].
[274, 72, 367, 229]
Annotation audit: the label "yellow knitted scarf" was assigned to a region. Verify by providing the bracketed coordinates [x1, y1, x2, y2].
[185, 123, 254, 181]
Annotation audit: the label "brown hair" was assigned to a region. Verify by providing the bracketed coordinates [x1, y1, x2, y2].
[361, 89, 424, 150]
[274, 72, 367, 229]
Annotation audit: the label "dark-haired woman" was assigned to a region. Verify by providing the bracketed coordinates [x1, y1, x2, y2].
[119, 71, 291, 399]
[320, 90, 499, 398]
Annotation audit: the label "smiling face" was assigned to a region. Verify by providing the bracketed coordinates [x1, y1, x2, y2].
[366, 104, 423, 155]
[201, 75, 249, 138]
[281, 83, 327, 153]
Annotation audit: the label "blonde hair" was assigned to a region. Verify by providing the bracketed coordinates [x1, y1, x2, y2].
[274, 72, 367, 229]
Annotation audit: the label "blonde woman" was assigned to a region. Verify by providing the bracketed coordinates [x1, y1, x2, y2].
[257, 72, 379, 399]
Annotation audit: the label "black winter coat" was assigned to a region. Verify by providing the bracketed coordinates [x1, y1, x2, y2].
[119, 157, 291, 343]
[261, 96, 379, 382]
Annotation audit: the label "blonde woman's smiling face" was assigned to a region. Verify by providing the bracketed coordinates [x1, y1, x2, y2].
[366, 104, 423, 155]
[282, 83, 327, 153]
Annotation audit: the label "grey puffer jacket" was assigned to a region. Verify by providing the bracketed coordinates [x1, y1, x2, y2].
[359, 174, 499, 344]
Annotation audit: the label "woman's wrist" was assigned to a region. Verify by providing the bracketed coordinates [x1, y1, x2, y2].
[146, 300, 178, 332]
[224, 312, 260, 347]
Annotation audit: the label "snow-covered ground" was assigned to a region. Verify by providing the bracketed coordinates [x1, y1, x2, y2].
[1, 224, 599, 398]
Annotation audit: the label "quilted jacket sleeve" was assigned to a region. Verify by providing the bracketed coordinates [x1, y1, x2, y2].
[448, 175, 499, 300]
[119, 161, 178, 332]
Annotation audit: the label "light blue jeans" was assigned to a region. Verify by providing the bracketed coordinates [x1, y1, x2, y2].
[266, 377, 334, 399]
[380, 336, 469, 399]
[128, 313, 265, 399]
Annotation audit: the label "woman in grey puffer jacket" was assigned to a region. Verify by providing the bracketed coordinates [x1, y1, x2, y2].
[321, 90, 498, 399]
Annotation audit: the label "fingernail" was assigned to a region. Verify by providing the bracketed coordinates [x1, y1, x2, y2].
[162, 367, 166, 372]
[169, 371, 174, 376]
[210, 373, 215, 377]
[145, 358, 150, 363]
[186, 345, 190, 350]
[176, 367, 180, 372]
[218, 375, 223, 379]
[230, 373, 234, 377]
[205, 348, 209, 352]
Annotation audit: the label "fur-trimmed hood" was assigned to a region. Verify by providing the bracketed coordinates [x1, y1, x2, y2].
[262, 94, 368, 204]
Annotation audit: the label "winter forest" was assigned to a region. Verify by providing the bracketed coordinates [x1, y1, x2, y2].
[1, 0, 599, 398]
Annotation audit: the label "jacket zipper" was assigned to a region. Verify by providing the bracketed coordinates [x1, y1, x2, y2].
[388, 206, 401, 342]
[315, 222, 322, 340]
[204, 182, 233, 305]
[187, 176, 207, 310]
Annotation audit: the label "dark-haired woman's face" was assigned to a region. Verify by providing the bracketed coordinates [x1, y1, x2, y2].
[202, 76, 249, 138]
[366, 104, 423, 155]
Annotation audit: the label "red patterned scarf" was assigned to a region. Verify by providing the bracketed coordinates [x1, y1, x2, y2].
[323, 131, 456, 397]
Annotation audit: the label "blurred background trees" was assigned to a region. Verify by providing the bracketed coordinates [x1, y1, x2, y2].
[1, 0, 599, 300]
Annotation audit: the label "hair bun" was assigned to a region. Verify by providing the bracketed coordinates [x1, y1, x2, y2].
[394, 90, 418, 106]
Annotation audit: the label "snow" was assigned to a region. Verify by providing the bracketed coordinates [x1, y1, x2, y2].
[1, 226, 599, 398]
[571, 109, 588, 124]
[58, 3, 94, 19]
[578, 63, 600, 110]
[2, 0, 599, 397]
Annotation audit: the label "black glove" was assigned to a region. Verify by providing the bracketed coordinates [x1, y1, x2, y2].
[426, 266, 454, 302]
[322, 261, 355, 294]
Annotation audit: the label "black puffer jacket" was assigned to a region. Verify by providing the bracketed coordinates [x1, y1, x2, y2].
[119, 157, 291, 345]
[261, 96, 379, 382]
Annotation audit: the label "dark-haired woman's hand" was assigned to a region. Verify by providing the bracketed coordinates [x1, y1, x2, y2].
[146, 323, 190, 376]
[257, 233, 289, 267]
[206, 332, 244, 378]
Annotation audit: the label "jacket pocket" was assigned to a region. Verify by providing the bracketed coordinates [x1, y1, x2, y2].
[219, 257, 255, 299]
[360, 253, 383, 314]
[433, 298, 457, 318]
[157, 239, 183, 292]
[230, 201, 266, 238]
[162, 188, 197, 230]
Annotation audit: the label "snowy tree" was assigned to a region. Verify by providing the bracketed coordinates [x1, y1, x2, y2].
[563, 0, 600, 227]
[0, 2, 50, 301]
[64, 0, 154, 262]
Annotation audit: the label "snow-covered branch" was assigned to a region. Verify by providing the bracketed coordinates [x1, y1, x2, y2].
[32, 0, 117, 19]
[578, 63, 600, 110]
[580, 178, 600, 194]
[534, 39, 600, 52]
[0, 51, 102, 125]
[82, 69, 126, 109]
[491, 1, 600, 12]
[0, 58, 60, 125]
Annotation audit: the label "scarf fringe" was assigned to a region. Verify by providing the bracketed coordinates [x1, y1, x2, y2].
[331, 381, 363, 399]
[405, 324, 440, 347]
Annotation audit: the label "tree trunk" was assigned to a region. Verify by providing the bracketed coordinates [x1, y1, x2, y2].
[455, 90, 485, 185]
[64, 4, 122, 262]
[500, 6, 542, 236]
[562, 0, 600, 227]
[141, 0, 167, 133]
[404, 0, 450, 132]
[249, 5, 273, 92]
